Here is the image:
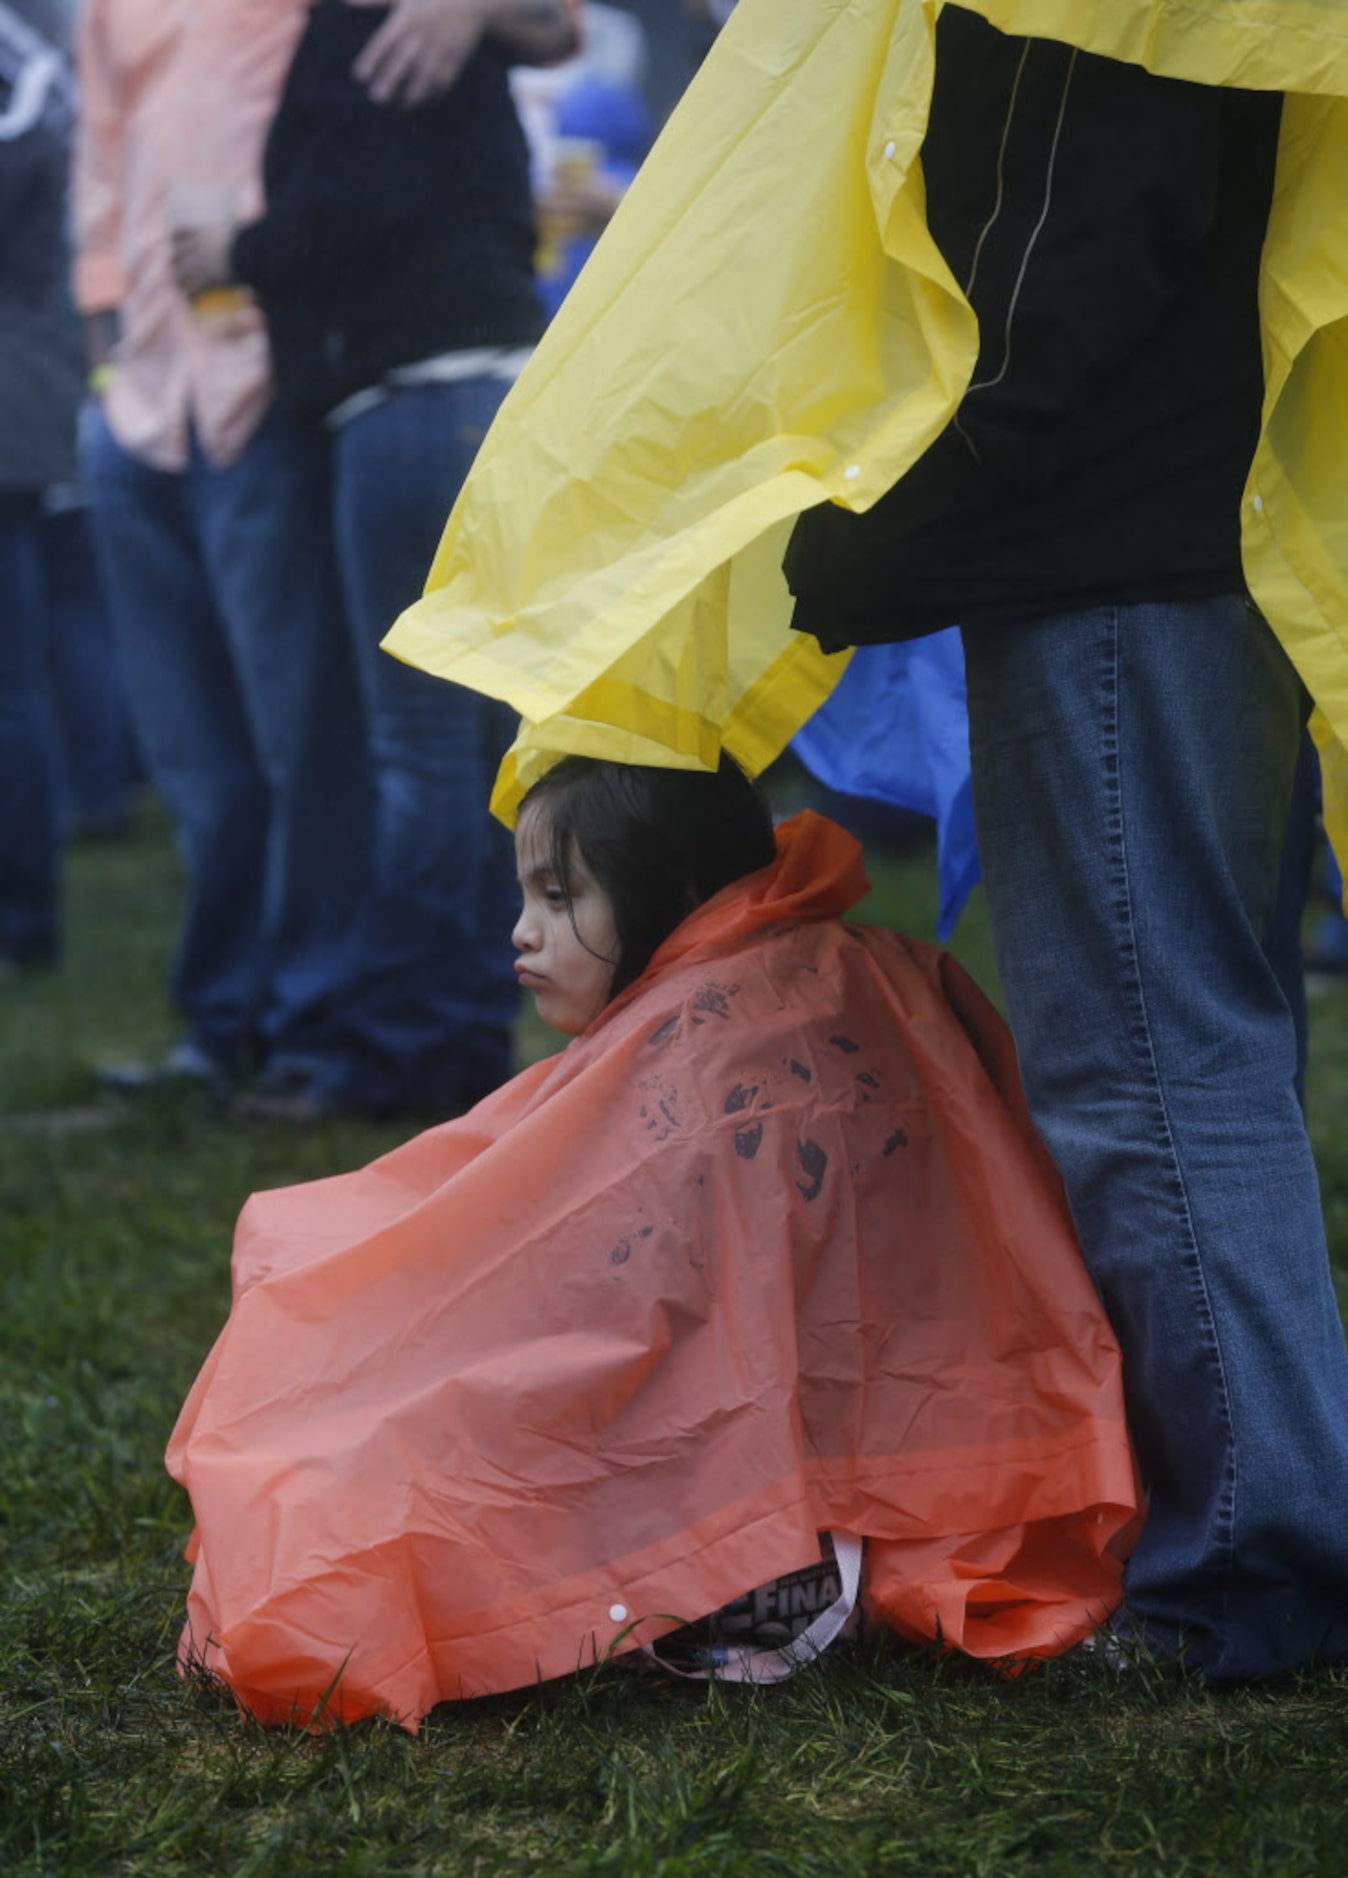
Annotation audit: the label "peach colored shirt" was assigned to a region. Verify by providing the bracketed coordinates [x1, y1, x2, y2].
[73, 0, 310, 469]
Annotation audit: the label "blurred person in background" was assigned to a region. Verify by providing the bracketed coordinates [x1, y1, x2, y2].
[72, 0, 520, 1100]
[74, 0, 369, 1096]
[168, 0, 580, 1120]
[516, 3, 655, 319]
[0, 0, 82, 975]
[600, 0, 718, 122]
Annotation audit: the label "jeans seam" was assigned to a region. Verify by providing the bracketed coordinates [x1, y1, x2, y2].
[1099, 608, 1238, 1586]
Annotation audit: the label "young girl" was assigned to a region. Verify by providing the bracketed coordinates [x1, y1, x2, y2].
[168, 758, 1138, 1729]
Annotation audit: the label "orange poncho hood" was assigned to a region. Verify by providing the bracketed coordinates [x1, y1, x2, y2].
[168, 814, 1138, 1729]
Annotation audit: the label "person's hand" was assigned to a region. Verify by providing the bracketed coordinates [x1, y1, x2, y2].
[346, 0, 493, 108]
[537, 169, 624, 243]
[169, 225, 237, 300]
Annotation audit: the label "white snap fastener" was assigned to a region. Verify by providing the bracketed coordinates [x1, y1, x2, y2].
[883, 140, 897, 161]
[1251, 494, 1265, 513]
[609, 1603, 628, 1623]
[843, 464, 861, 481]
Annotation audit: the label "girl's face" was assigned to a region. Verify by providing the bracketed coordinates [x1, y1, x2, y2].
[512, 802, 620, 1036]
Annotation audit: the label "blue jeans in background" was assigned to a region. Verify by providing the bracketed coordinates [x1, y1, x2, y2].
[309, 377, 518, 1115]
[0, 494, 60, 966]
[80, 402, 370, 1077]
[962, 594, 1348, 1682]
[43, 500, 137, 841]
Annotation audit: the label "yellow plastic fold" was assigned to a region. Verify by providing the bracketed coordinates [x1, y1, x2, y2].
[382, 0, 1348, 851]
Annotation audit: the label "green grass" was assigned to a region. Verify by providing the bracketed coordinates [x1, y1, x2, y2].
[4, 795, 1348, 1876]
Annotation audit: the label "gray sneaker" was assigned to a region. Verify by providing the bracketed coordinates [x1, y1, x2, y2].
[96, 1040, 236, 1098]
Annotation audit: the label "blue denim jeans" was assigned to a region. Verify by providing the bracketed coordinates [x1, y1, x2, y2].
[43, 502, 137, 839]
[962, 595, 1348, 1680]
[0, 494, 60, 965]
[313, 378, 518, 1114]
[80, 403, 369, 1073]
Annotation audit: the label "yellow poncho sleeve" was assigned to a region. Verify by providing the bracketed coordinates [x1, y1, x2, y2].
[383, 0, 1348, 851]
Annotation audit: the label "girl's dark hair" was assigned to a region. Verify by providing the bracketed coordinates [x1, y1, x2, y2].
[519, 754, 777, 997]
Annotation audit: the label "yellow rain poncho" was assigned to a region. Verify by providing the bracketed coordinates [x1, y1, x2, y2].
[384, 0, 1348, 849]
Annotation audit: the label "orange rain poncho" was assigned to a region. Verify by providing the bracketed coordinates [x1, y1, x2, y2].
[167, 815, 1139, 1729]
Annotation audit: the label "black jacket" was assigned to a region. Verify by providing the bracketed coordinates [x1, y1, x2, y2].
[785, 8, 1282, 644]
[231, 1, 543, 419]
